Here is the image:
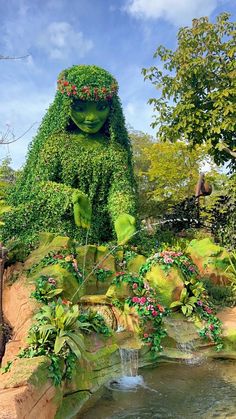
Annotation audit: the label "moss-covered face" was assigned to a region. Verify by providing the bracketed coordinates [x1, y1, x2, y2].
[70, 100, 110, 134]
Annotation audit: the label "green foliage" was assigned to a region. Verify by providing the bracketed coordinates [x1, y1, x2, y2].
[20, 300, 89, 385]
[203, 278, 235, 307]
[1, 360, 13, 374]
[170, 288, 198, 317]
[203, 174, 236, 249]
[0, 157, 16, 235]
[94, 267, 113, 284]
[78, 310, 112, 337]
[31, 275, 63, 304]
[3, 65, 136, 247]
[130, 130, 213, 219]
[143, 13, 236, 169]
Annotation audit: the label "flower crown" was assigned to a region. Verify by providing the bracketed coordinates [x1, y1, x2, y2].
[57, 78, 118, 101]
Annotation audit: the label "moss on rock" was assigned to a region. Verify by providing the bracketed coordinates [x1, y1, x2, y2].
[144, 264, 185, 307]
[187, 238, 231, 285]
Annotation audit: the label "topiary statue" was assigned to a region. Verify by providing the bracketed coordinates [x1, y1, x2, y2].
[3, 65, 137, 247]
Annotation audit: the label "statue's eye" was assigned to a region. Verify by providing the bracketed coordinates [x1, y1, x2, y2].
[97, 103, 109, 111]
[72, 101, 86, 112]
[73, 105, 85, 112]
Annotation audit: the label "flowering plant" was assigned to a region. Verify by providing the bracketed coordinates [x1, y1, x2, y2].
[57, 78, 118, 101]
[112, 272, 168, 354]
[195, 300, 223, 350]
[28, 250, 83, 283]
[31, 275, 63, 304]
[146, 250, 198, 279]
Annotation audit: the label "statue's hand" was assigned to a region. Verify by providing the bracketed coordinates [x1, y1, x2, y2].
[115, 213, 136, 245]
[72, 191, 92, 229]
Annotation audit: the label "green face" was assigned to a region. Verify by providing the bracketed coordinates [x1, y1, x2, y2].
[70, 100, 110, 134]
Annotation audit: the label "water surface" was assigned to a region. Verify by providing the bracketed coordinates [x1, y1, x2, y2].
[81, 360, 236, 419]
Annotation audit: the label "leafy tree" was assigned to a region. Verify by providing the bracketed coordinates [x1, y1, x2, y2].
[129, 130, 158, 219]
[130, 129, 215, 220]
[142, 13, 236, 170]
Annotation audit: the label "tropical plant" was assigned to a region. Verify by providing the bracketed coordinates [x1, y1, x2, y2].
[20, 300, 90, 385]
[170, 288, 198, 317]
[78, 310, 112, 337]
[31, 275, 63, 304]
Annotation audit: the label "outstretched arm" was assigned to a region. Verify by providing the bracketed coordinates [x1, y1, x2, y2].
[108, 147, 137, 244]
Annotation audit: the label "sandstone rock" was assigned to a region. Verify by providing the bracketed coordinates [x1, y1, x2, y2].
[0, 357, 58, 419]
[2, 274, 38, 365]
[217, 307, 236, 351]
[187, 238, 231, 285]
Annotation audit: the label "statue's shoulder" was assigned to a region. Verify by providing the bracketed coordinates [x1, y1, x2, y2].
[43, 131, 70, 149]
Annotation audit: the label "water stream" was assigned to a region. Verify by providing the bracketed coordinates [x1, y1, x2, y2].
[81, 359, 236, 419]
[107, 349, 144, 392]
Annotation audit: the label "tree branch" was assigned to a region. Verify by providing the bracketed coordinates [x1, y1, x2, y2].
[0, 122, 37, 145]
[0, 54, 30, 60]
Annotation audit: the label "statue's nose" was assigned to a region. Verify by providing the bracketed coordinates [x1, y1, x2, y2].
[86, 112, 98, 122]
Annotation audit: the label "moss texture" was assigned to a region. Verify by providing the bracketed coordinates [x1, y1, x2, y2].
[187, 238, 231, 285]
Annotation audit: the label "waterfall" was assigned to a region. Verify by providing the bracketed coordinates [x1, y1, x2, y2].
[119, 348, 139, 377]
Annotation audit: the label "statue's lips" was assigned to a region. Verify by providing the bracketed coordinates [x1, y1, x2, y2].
[83, 121, 100, 127]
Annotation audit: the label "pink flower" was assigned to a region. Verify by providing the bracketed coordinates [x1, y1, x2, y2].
[209, 324, 215, 331]
[143, 333, 149, 338]
[132, 296, 140, 303]
[147, 304, 154, 311]
[140, 297, 147, 305]
[132, 283, 138, 289]
[48, 277, 56, 285]
[205, 307, 213, 314]
[152, 310, 158, 317]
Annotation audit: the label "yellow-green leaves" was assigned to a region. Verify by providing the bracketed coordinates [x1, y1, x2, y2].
[143, 13, 236, 170]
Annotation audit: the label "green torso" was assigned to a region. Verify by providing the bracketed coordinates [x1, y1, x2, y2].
[4, 131, 136, 245]
[39, 132, 129, 208]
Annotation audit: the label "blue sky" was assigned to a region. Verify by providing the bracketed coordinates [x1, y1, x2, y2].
[0, 0, 235, 168]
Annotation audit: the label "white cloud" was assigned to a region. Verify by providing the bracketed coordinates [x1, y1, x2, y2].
[38, 21, 93, 60]
[124, 0, 219, 26]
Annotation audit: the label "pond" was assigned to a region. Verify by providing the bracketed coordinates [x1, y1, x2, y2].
[81, 359, 236, 419]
